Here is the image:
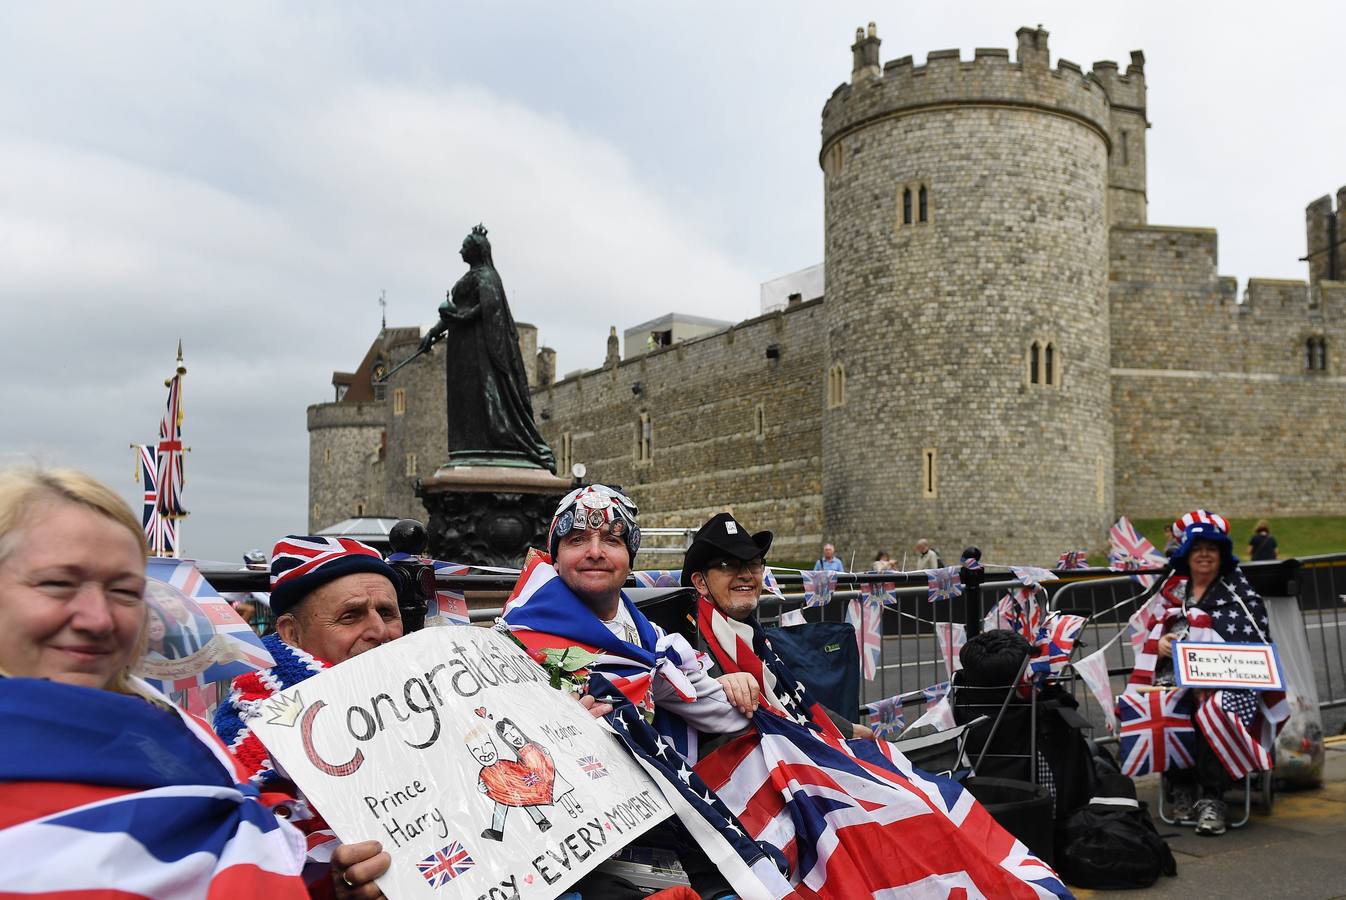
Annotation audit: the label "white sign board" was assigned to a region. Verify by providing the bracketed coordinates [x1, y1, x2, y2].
[1173, 641, 1285, 692]
[251, 627, 671, 899]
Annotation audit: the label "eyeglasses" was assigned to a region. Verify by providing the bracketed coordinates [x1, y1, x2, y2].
[710, 558, 765, 576]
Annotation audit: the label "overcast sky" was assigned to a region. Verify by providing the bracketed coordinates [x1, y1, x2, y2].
[3, 2, 1342, 562]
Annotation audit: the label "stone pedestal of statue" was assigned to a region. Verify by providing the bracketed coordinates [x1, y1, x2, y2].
[416, 465, 572, 567]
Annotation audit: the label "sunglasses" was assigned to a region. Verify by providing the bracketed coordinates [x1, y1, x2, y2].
[710, 558, 766, 576]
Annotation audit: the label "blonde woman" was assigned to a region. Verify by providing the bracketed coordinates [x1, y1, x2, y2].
[0, 467, 307, 896]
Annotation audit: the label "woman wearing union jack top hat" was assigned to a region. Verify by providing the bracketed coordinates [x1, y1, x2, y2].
[1120, 509, 1289, 837]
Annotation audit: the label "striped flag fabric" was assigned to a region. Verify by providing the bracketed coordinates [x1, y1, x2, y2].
[0, 677, 307, 898]
[846, 594, 884, 680]
[694, 707, 1071, 898]
[1195, 689, 1277, 779]
[155, 361, 188, 519]
[1118, 689, 1197, 777]
[935, 621, 967, 679]
[137, 444, 177, 556]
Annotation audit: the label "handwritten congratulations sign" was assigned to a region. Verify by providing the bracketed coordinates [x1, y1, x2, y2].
[1173, 641, 1285, 692]
[251, 627, 670, 899]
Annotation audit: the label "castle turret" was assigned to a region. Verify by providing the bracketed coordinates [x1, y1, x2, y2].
[851, 22, 881, 82]
[1306, 188, 1345, 284]
[1091, 50, 1149, 226]
[819, 25, 1117, 563]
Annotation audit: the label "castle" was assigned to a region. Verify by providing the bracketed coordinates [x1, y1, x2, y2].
[308, 25, 1345, 565]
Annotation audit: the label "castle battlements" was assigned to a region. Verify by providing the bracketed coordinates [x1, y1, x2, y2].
[1090, 52, 1147, 109]
[822, 25, 1117, 152]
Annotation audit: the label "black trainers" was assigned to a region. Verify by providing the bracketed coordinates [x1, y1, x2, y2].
[1194, 798, 1227, 836]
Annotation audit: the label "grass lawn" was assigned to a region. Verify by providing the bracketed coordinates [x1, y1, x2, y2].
[1131, 516, 1346, 559]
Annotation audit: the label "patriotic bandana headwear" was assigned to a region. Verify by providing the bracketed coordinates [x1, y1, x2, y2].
[1170, 509, 1238, 577]
[547, 484, 641, 561]
[268, 535, 398, 618]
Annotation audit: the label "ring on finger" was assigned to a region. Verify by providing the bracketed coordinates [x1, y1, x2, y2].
[342, 871, 356, 888]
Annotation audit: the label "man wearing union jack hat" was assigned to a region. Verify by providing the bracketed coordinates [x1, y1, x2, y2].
[214, 535, 404, 899]
[1119, 509, 1288, 838]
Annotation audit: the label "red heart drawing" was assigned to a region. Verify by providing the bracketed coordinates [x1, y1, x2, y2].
[524, 875, 535, 885]
[473, 707, 487, 718]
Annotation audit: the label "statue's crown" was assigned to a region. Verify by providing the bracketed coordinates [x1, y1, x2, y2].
[472, 223, 488, 237]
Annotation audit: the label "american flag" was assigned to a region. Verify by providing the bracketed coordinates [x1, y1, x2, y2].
[1118, 689, 1197, 776]
[578, 755, 609, 779]
[1108, 516, 1168, 586]
[138, 444, 177, 557]
[694, 705, 1071, 898]
[927, 565, 963, 602]
[1056, 550, 1089, 570]
[845, 595, 884, 680]
[801, 569, 836, 608]
[1196, 689, 1274, 779]
[416, 841, 475, 888]
[155, 356, 188, 520]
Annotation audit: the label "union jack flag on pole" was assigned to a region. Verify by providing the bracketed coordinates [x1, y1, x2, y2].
[1108, 516, 1167, 586]
[155, 342, 189, 525]
[135, 444, 177, 557]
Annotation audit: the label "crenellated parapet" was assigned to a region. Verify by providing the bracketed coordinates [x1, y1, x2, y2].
[821, 25, 1113, 161]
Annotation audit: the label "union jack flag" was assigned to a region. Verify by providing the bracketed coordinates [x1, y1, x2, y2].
[1037, 613, 1086, 673]
[1118, 689, 1197, 776]
[1056, 550, 1089, 570]
[1011, 566, 1057, 588]
[935, 622, 966, 678]
[417, 841, 475, 888]
[387, 553, 471, 625]
[859, 575, 896, 606]
[989, 586, 1043, 640]
[1108, 516, 1167, 586]
[762, 567, 786, 598]
[927, 565, 963, 602]
[845, 595, 884, 680]
[578, 755, 609, 779]
[801, 569, 836, 608]
[138, 445, 177, 557]
[923, 680, 951, 704]
[155, 356, 188, 519]
[865, 694, 906, 739]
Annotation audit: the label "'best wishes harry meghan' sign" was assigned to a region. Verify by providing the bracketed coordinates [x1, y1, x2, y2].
[251, 627, 670, 899]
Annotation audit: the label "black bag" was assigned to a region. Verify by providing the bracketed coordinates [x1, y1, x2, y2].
[764, 621, 860, 717]
[1055, 791, 1177, 889]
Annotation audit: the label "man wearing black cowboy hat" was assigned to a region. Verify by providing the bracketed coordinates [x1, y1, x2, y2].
[683, 512, 874, 743]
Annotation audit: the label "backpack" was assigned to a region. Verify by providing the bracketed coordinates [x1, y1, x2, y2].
[1055, 774, 1177, 889]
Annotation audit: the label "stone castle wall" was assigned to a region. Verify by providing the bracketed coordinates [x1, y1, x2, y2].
[819, 27, 1114, 563]
[533, 301, 826, 562]
[307, 402, 386, 528]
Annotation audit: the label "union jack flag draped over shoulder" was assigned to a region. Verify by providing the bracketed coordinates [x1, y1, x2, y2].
[155, 348, 189, 519]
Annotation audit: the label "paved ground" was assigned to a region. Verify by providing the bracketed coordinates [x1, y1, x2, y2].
[1072, 736, 1346, 899]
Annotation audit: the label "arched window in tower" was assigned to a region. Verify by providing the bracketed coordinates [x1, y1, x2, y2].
[826, 363, 847, 408]
[1044, 342, 1055, 386]
[635, 413, 652, 462]
[1318, 338, 1329, 371]
[1029, 341, 1041, 385]
[918, 185, 928, 223]
[902, 187, 913, 226]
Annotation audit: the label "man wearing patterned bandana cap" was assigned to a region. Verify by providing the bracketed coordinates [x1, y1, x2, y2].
[214, 536, 404, 900]
[504, 485, 753, 900]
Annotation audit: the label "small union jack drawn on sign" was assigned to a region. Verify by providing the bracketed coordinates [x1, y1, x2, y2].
[578, 754, 609, 780]
[417, 841, 475, 888]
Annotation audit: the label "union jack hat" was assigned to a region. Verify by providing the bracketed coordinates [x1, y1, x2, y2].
[548, 484, 640, 561]
[269, 535, 399, 617]
[1170, 509, 1238, 577]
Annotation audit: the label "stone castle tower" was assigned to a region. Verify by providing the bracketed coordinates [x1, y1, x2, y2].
[819, 25, 1137, 561]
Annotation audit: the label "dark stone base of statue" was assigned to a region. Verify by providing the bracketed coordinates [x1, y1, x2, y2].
[416, 465, 572, 567]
